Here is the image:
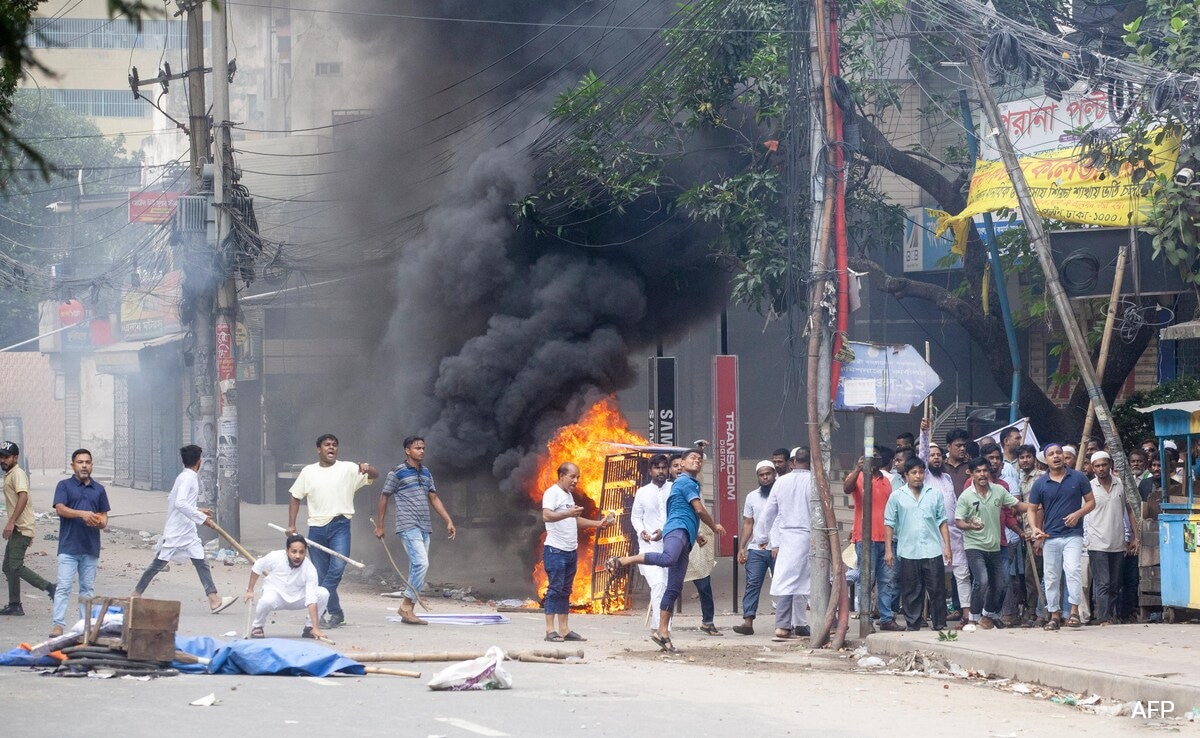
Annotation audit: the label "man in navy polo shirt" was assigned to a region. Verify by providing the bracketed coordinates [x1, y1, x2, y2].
[49, 449, 110, 637]
[1029, 442, 1095, 630]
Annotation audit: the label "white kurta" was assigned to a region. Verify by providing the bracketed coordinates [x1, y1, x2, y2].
[761, 469, 813, 596]
[631, 481, 668, 584]
[155, 468, 207, 563]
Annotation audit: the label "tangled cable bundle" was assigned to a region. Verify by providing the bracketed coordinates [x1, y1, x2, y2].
[982, 31, 1040, 84]
[54, 644, 179, 678]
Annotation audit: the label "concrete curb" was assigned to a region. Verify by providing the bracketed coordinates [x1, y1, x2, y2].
[866, 631, 1200, 709]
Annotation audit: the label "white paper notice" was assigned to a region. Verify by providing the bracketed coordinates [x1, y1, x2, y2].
[843, 379, 877, 407]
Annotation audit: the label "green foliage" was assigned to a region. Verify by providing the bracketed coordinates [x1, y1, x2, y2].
[1113, 377, 1200, 451]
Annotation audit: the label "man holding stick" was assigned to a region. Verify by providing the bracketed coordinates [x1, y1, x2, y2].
[287, 434, 378, 628]
[132, 445, 237, 614]
[374, 436, 456, 625]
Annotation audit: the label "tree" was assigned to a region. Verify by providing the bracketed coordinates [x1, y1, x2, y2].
[0, 1, 163, 179]
[521, 0, 1181, 442]
[0, 88, 144, 347]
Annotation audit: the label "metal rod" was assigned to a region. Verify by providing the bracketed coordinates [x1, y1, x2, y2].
[732, 534, 740, 614]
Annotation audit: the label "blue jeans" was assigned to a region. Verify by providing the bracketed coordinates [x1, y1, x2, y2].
[308, 516, 351, 617]
[856, 541, 899, 623]
[53, 553, 99, 626]
[644, 529, 691, 613]
[1043, 535, 1083, 615]
[542, 545, 577, 615]
[399, 528, 431, 601]
[741, 549, 774, 619]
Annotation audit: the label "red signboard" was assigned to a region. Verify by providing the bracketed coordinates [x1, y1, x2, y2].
[128, 190, 180, 223]
[712, 355, 739, 557]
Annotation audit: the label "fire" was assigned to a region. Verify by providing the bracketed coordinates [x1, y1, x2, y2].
[531, 396, 646, 612]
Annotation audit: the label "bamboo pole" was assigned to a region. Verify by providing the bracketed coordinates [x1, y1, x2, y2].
[207, 521, 255, 564]
[350, 649, 583, 663]
[1077, 243, 1129, 470]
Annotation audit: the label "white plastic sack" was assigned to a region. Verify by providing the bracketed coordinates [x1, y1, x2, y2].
[427, 646, 512, 691]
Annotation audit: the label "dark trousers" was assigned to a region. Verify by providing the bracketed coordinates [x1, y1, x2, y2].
[644, 529, 691, 613]
[899, 556, 946, 629]
[966, 548, 1006, 618]
[3, 532, 52, 604]
[1090, 549, 1124, 623]
[134, 556, 217, 597]
[1119, 553, 1139, 619]
[692, 576, 714, 623]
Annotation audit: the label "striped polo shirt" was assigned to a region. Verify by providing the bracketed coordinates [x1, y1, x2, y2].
[383, 461, 435, 534]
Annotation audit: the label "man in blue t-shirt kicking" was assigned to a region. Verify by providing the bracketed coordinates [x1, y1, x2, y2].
[606, 447, 726, 654]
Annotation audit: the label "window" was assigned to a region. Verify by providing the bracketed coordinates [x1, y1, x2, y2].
[27, 18, 205, 50]
[315, 62, 342, 76]
[44, 89, 149, 118]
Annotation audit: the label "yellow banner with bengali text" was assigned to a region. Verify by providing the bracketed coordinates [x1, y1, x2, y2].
[938, 130, 1180, 244]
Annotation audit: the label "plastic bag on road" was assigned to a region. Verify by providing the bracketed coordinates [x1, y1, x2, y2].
[427, 646, 512, 691]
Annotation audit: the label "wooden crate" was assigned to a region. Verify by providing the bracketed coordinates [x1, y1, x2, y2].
[123, 598, 180, 662]
[1140, 520, 1160, 567]
[1140, 565, 1162, 591]
[1140, 592, 1162, 607]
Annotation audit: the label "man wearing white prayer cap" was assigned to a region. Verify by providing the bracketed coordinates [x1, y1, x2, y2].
[1085, 451, 1138, 625]
[732, 461, 778, 636]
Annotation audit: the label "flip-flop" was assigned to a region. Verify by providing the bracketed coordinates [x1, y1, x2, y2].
[250, 627, 265, 639]
[544, 632, 564, 642]
[211, 596, 237, 614]
[563, 631, 587, 642]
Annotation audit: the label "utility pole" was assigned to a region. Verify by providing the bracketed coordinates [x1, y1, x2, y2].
[966, 47, 1137, 498]
[211, 0, 240, 540]
[179, 0, 218, 516]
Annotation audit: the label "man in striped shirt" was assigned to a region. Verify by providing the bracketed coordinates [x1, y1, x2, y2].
[374, 436, 456, 625]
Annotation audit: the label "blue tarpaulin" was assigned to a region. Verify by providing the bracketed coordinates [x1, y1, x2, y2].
[0, 647, 58, 667]
[174, 635, 364, 677]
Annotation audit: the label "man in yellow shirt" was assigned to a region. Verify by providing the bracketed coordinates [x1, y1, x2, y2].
[286, 434, 378, 628]
[1, 442, 55, 616]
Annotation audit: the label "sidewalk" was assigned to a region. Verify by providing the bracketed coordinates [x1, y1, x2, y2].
[866, 622, 1200, 709]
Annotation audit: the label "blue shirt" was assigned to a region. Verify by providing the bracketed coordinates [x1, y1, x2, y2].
[53, 476, 110, 558]
[662, 473, 701, 545]
[1029, 468, 1090, 538]
[884, 484, 947, 560]
[381, 462, 435, 534]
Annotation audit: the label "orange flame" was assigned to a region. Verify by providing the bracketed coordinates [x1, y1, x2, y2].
[531, 396, 646, 611]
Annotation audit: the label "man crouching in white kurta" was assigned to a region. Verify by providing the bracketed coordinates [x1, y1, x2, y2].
[132, 444, 237, 613]
[245, 534, 330, 640]
[631, 454, 672, 613]
[761, 457, 813, 639]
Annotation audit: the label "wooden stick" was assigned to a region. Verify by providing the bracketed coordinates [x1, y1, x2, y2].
[363, 665, 421, 678]
[106, 510, 169, 519]
[368, 517, 432, 611]
[267, 523, 365, 568]
[350, 649, 583, 663]
[244, 598, 254, 640]
[208, 521, 257, 564]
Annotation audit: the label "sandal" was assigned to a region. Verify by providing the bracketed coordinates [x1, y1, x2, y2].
[544, 632, 564, 642]
[563, 631, 587, 642]
[649, 631, 671, 651]
[1064, 614, 1082, 628]
[604, 556, 622, 574]
[699, 623, 723, 636]
[250, 627, 265, 639]
[1043, 617, 1061, 631]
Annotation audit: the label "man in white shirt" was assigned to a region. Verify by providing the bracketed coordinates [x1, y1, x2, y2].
[286, 434, 378, 628]
[1086, 452, 1139, 625]
[132, 445, 236, 613]
[760, 450, 815, 639]
[733, 460, 777, 636]
[541, 462, 612, 642]
[244, 534, 328, 640]
[631, 454, 670, 614]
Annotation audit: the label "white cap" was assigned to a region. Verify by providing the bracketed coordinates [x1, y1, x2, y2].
[1090, 451, 1111, 463]
[755, 460, 775, 472]
[790, 447, 802, 459]
[1062, 445, 1077, 456]
[1165, 440, 1178, 451]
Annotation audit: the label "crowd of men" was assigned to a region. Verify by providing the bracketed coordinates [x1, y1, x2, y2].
[727, 421, 1163, 636]
[0, 433, 461, 641]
